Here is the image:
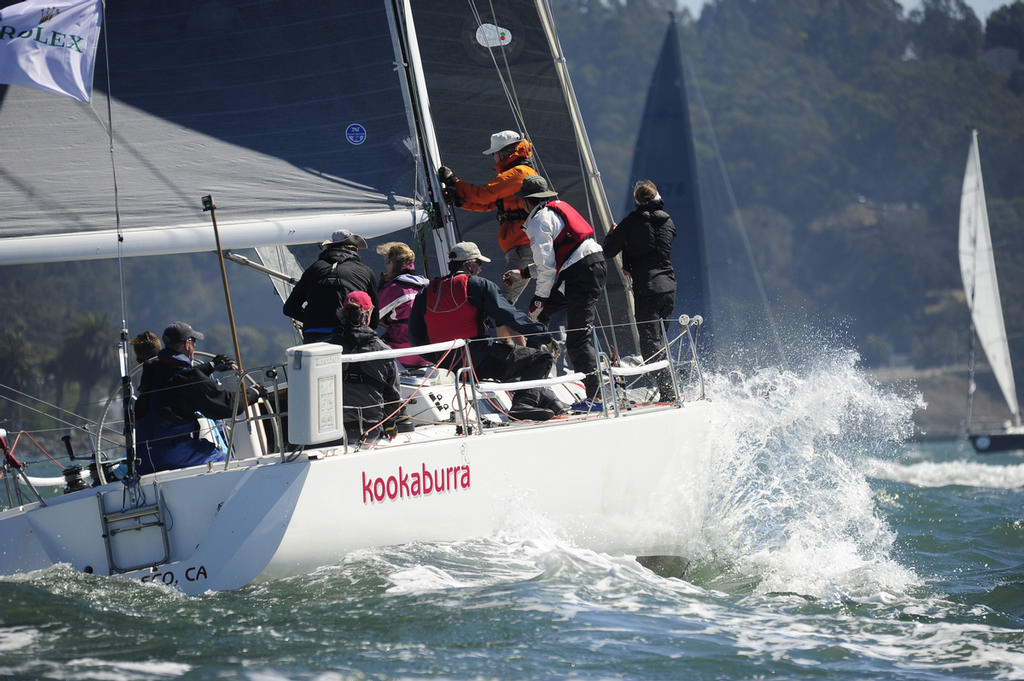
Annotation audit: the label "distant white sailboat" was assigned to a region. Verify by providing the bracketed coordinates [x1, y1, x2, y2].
[959, 129, 1024, 453]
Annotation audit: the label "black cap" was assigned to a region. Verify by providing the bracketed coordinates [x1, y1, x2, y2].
[162, 321, 204, 346]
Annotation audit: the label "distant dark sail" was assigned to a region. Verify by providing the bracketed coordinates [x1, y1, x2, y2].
[623, 18, 711, 348]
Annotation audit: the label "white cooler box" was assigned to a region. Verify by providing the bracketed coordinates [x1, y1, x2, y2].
[285, 342, 345, 445]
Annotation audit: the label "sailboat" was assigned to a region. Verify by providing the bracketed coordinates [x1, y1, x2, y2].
[0, 1, 715, 594]
[959, 129, 1024, 453]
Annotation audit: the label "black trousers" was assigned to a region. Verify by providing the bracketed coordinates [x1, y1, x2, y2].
[541, 252, 607, 399]
[634, 290, 676, 399]
[474, 342, 554, 406]
[435, 340, 554, 407]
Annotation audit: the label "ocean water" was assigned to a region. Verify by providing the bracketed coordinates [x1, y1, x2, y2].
[2, 349, 1023, 680]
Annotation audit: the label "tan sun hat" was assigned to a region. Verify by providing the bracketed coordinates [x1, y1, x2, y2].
[448, 241, 491, 263]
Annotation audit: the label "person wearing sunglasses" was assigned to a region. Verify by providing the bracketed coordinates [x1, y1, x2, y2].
[134, 321, 260, 475]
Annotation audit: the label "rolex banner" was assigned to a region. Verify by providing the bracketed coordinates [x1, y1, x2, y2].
[0, 0, 101, 102]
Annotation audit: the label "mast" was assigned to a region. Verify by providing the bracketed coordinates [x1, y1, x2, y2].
[389, 0, 460, 273]
[534, 0, 639, 351]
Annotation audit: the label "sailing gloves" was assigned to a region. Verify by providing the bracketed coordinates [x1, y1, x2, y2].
[197, 354, 236, 375]
[438, 166, 461, 206]
[212, 354, 236, 372]
[502, 268, 532, 287]
[528, 296, 546, 321]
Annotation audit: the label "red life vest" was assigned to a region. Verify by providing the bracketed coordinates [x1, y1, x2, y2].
[423, 273, 479, 342]
[546, 200, 595, 270]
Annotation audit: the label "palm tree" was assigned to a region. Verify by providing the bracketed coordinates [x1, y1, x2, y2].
[52, 314, 119, 424]
[0, 330, 42, 431]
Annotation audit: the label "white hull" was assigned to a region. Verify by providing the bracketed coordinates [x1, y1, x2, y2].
[0, 401, 711, 594]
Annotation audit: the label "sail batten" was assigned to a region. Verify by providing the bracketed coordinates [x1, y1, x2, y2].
[959, 129, 1020, 424]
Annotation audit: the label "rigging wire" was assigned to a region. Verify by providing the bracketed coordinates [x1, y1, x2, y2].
[0, 384, 100, 432]
[682, 50, 789, 369]
[99, 0, 139, 474]
[465, 0, 632, 355]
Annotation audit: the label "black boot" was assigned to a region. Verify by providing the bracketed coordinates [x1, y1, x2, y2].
[508, 389, 555, 421]
[536, 387, 568, 415]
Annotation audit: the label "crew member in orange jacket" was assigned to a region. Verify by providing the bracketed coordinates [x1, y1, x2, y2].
[438, 130, 537, 305]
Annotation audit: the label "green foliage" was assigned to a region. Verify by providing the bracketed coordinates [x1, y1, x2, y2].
[909, 0, 984, 59]
[553, 0, 1024, 370]
[985, 0, 1024, 50]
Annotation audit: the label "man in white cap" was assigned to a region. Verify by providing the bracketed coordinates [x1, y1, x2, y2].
[408, 242, 560, 421]
[437, 130, 538, 304]
[283, 228, 378, 342]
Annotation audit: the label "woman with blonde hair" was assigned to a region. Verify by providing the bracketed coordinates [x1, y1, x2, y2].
[375, 242, 430, 368]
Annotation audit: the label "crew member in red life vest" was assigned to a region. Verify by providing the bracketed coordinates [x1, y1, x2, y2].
[437, 130, 537, 304]
[505, 175, 608, 413]
[408, 241, 560, 421]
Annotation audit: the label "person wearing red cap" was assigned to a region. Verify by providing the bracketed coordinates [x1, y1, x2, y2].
[327, 291, 407, 441]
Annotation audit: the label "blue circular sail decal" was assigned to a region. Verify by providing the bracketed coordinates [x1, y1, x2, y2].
[346, 124, 367, 145]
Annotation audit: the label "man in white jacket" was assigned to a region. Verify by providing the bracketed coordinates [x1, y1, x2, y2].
[504, 175, 607, 412]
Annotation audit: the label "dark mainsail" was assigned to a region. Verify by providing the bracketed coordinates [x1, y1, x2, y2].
[409, 1, 636, 351]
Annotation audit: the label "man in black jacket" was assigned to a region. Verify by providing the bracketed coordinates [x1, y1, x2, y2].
[134, 322, 260, 475]
[283, 229, 379, 342]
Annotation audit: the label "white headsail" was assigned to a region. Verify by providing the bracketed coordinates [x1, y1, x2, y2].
[958, 129, 1021, 425]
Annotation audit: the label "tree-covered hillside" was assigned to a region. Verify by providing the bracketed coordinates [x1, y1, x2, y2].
[552, 0, 1024, 372]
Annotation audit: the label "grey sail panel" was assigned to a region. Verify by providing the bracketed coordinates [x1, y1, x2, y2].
[0, 1, 424, 260]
